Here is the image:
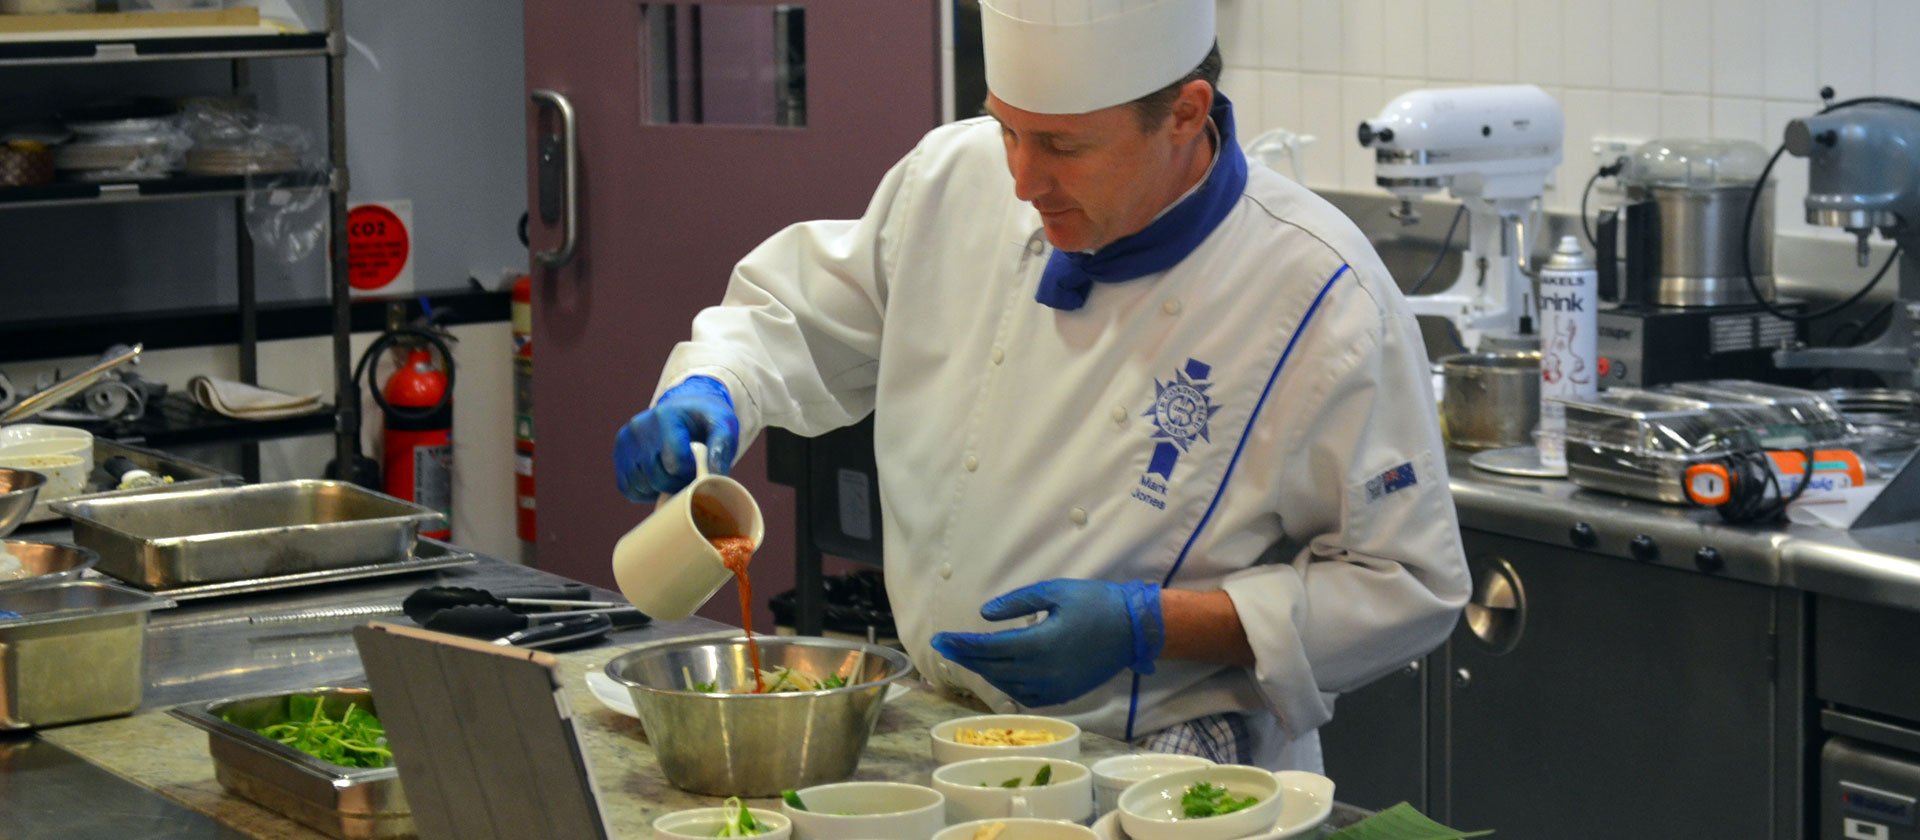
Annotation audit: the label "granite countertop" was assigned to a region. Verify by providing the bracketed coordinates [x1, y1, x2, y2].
[41, 641, 1142, 839]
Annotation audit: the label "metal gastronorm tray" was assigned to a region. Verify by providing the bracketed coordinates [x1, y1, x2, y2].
[52, 480, 445, 590]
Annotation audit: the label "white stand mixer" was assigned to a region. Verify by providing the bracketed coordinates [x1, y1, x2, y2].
[1357, 85, 1565, 351]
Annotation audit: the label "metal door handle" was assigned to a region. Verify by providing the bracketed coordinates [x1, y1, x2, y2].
[530, 89, 579, 268]
[1464, 556, 1526, 654]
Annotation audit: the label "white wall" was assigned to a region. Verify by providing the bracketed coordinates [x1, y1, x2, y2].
[1216, 0, 1917, 249]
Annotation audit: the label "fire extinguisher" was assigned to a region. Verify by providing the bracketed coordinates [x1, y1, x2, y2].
[511, 275, 536, 547]
[354, 326, 457, 540]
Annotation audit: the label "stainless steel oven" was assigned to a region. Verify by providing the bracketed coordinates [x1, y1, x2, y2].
[1817, 595, 1920, 839]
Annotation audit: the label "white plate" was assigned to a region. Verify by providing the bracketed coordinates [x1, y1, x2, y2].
[1091, 770, 1334, 840]
[585, 669, 909, 719]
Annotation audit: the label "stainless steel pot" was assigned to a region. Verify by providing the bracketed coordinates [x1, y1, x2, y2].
[1630, 183, 1776, 307]
[1440, 350, 1542, 451]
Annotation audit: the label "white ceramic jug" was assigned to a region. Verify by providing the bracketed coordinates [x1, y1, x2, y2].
[610, 442, 764, 621]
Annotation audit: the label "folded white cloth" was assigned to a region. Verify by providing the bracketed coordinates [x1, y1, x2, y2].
[188, 376, 324, 421]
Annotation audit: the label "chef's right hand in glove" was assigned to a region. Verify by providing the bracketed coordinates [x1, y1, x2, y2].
[612, 375, 739, 502]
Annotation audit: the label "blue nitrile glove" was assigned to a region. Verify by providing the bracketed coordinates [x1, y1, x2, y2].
[930, 579, 1165, 708]
[612, 375, 739, 502]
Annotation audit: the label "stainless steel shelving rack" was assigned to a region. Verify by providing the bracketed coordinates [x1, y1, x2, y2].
[0, 1, 355, 478]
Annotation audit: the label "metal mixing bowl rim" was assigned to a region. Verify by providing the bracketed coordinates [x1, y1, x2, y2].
[604, 635, 914, 699]
[0, 467, 47, 492]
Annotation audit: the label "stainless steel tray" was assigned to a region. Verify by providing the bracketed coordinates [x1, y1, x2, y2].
[22, 437, 239, 524]
[171, 686, 413, 840]
[1566, 441, 1716, 504]
[53, 480, 446, 590]
[149, 537, 476, 602]
[0, 580, 173, 730]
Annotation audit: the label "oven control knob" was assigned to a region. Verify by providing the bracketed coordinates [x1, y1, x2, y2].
[1569, 522, 1597, 548]
[1630, 534, 1659, 562]
[1694, 546, 1726, 574]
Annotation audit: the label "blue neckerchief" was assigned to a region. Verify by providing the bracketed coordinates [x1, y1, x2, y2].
[1034, 92, 1248, 311]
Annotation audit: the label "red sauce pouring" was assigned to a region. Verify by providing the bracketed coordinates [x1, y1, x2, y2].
[709, 534, 762, 692]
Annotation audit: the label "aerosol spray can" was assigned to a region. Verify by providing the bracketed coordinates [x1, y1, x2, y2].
[1535, 235, 1598, 473]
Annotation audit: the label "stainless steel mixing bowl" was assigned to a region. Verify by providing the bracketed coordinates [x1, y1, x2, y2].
[605, 635, 913, 796]
[0, 468, 44, 538]
[0, 540, 99, 591]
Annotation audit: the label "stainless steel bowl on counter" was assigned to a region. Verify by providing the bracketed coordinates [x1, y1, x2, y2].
[0, 579, 172, 729]
[171, 687, 411, 840]
[0, 467, 44, 538]
[0, 540, 99, 591]
[605, 635, 914, 796]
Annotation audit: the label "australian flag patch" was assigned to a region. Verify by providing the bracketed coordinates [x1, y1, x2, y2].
[1365, 462, 1417, 501]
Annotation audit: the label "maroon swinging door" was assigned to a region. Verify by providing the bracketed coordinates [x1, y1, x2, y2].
[521, 0, 938, 629]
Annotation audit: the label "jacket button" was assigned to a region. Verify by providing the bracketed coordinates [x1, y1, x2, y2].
[1069, 507, 1088, 526]
[939, 562, 953, 579]
[1162, 299, 1182, 315]
[964, 454, 979, 472]
[991, 347, 1005, 365]
[1111, 405, 1127, 424]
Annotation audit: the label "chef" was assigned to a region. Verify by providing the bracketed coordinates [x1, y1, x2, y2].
[612, 0, 1470, 771]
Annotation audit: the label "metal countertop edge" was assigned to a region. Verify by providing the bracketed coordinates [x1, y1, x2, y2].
[1446, 451, 1920, 608]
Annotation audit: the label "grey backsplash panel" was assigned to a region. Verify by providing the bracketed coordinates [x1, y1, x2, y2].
[0, 0, 528, 324]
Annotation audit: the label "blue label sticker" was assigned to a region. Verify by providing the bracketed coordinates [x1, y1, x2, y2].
[1366, 462, 1418, 501]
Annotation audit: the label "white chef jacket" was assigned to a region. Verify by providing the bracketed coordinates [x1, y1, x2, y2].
[654, 115, 1471, 770]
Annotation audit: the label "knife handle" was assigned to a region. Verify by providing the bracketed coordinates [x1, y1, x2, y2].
[499, 613, 613, 649]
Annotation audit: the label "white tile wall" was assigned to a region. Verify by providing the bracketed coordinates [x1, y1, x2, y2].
[1608, 0, 1660, 92]
[1299, 0, 1343, 72]
[1873, 0, 1920, 94]
[1425, 0, 1473, 81]
[1818, 0, 1875, 97]
[1709, 0, 1766, 97]
[1513, 1, 1561, 86]
[1560, 0, 1612, 89]
[1220, 0, 1915, 231]
[1764, 0, 1819, 100]
[1259, 0, 1302, 71]
[1659, 0, 1712, 94]
[1470, 0, 1516, 82]
[1341, 0, 1385, 75]
[1380, 0, 1427, 78]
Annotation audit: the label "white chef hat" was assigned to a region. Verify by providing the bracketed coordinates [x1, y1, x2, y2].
[981, 0, 1215, 115]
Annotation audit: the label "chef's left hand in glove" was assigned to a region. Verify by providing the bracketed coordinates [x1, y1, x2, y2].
[931, 579, 1164, 708]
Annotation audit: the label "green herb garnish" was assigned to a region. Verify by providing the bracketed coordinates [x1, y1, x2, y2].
[692, 680, 719, 693]
[1181, 782, 1258, 819]
[985, 764, 1053, 789]
[781, 789, 808, 811]
[716, 796, 762, 836]
[819, 673, 848, 689]
[235, 695, 392, 769]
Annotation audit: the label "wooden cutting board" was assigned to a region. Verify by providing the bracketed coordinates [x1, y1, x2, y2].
[353, 622, 614, 840]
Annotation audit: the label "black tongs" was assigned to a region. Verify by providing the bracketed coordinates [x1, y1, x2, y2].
[402, 583, 620, 624]
[403, 583, 650, 648]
